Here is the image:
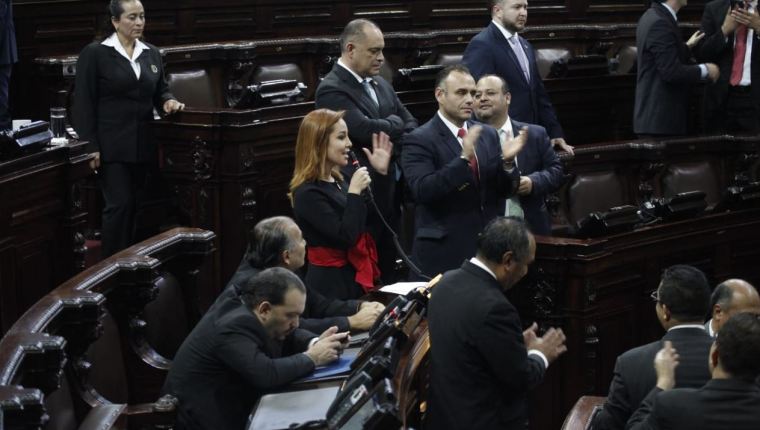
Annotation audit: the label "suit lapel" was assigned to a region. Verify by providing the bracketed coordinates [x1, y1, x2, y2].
[489, 23, 530, 86]
[433, 114, 464, 160]
[333, 64, 380, 117]
[110, 49, 139, 81]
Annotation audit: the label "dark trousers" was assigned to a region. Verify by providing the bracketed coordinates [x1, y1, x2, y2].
[0, 64, 11, 131]
[705, 87, 760, 134]
[99, 162, 149, 257]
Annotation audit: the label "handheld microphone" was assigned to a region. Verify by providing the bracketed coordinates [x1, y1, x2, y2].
[348, 150, 375, 200]
[346, 150, 431, 281]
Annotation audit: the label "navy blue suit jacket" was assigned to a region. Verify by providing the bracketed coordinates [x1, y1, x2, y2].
[512, 119, 563, 235]
[0, 0, 17, 66]
[463, 22, 564, 139]
[401, 114, 519, 279]
[634, 3, 703, 135]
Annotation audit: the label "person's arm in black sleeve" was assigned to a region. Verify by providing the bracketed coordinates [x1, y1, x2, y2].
[152, 51, 175, 111]
[401, 132, 473, 205]
[591, 357, 633, 430]
[293, 185, 367, 248]
[73, 44, 100, 154]
[524, 126, 563, 196]
[215, 323, 314, 390]
[696, 2, 731, 62]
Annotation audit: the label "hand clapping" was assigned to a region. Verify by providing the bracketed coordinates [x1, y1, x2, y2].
[363, 132, 393, 175]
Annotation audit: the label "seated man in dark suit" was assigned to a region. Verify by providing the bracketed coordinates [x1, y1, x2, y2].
[427, 217, 567, 430]
[163, 267, 348, 430]
[474, 74, 563, 236]
[591, 265, 714, 430]
[217, 216, 384, 333]
[628, 312, 760, 430]
[401, 65, 526, 278]
[705, 278, 760, 337]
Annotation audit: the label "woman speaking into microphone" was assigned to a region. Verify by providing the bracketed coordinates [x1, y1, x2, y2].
[289, 109, 392, 300]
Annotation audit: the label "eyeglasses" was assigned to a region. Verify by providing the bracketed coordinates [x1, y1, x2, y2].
[649, 290, 659, 303]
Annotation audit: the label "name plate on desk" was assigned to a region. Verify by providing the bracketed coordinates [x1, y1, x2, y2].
[249, 386, 339, 430]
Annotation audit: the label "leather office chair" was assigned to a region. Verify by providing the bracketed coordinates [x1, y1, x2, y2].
[166, 69, 219, 109]
[566, 171, 628, 226]
[561, 396, 606, 430]
[661, 162, 720, 209]
[536, 47, 572, 79]
[612, 45, 637, 75]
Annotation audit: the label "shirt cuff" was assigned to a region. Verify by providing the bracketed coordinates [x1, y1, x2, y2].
[528, 349, 549, 369]
[698, 64, 708, 80]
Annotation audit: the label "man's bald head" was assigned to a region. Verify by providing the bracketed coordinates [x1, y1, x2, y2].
[710, 279, 760, 333]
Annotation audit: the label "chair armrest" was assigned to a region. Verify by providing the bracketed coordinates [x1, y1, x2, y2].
[124, 395, 178, 430]
[561, 395, 606, 430]
[78, 404, 127, 430]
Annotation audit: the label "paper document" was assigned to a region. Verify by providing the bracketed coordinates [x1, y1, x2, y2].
[379, 281, 427, 295]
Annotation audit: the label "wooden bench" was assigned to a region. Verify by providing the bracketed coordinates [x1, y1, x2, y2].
[0, 227, 215, 429]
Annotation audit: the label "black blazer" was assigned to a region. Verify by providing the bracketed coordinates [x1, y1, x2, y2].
[463, 22, 564, 139]
[315, 63, 418, 164]
[400, 115, 519, 278]
[217, 258, 363, 333]
[627, 378, 760, 430]
[634, 3, 703, 135]
[427, 261, 546, 430]
[591, 327, 713, 430]
[512, 119, 563, 235]
[73, 39, 174, 162]
[163, 300, 316, 430]
[696, 0, 760, 131]
[0, 0, 17, 66]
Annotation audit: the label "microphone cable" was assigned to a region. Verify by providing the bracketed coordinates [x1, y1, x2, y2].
[348, 150, 431, 281]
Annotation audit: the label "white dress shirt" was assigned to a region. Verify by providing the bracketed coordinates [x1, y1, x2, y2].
[101, 33, 149, 79]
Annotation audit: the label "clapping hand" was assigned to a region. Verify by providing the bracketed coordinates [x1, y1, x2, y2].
[654, 341, 680, 390]
[502, 126, 528, 161]
[363, 132, 393, 175]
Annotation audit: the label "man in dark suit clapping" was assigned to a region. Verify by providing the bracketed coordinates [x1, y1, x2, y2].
[696, 0, 760, 134]
[592, 265, 714, 430]
[627, 312, 760, 430]
[427, 217, 567, 430]
[401, 65, 526, 279]
[473, 74, 563, 236]
[0, 0, 17, 131]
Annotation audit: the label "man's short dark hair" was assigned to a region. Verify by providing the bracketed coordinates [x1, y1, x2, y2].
[246, 216, 297, 269]
[338, 19, 379, 53]
[239, 267, 305, 309]
[478, 74, 510, 93]
[716, 312, 760, 380]
[476, 216, 532, 264]
[658, 265, 710, 321]
[435, 64, 472, 89]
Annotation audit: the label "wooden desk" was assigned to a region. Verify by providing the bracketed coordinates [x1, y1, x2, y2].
[0, 141, 92, 335]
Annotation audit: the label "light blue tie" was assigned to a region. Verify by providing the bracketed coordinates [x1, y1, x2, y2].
[362, 79, 379, 106]
[500, 129, 524, 218]
[509, 35, 531, 82]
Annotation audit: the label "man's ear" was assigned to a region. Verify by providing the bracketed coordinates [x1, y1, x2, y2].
[281, 249, 290, 267]
[660, 303, 672, 322]
[434, 87, 445, 104]
[256, 301, 273, 318]
[505, 91, 512, 106]
[501, 250, 515, 269]
[712, 303, 723, 321]
[710, 344, 720, 369]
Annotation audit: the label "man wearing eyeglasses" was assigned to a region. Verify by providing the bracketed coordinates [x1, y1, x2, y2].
[591, 265, 715, 430]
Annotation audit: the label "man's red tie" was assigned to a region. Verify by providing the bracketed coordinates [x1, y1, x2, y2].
[458, 127, 479, 185]
[730, 5, 749, 86]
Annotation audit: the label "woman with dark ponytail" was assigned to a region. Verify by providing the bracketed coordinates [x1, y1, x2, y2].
[73, 0, 184, 257]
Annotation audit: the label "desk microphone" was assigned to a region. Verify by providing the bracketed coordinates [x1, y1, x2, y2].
[347, 150, 431, 281]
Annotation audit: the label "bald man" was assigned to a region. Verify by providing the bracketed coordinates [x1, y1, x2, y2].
[705, 279, 760, 337]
